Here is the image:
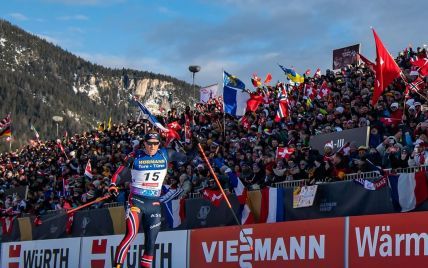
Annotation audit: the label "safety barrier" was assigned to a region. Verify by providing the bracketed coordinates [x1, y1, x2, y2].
[3, 211, 428, 267]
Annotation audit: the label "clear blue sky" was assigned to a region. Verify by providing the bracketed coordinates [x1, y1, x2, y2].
[2, 0, 428, 87]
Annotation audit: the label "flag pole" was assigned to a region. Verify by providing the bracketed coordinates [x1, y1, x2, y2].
[36, 195, 111, 225]
[197, 143, 253, 250]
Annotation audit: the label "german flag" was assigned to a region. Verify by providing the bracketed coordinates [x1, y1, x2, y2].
[0, 126, 11, 138]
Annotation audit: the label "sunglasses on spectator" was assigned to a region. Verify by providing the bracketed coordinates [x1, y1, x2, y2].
[145, 141, 160, 146]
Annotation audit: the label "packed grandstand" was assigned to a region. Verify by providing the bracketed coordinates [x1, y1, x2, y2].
[0, 43, 427, 228]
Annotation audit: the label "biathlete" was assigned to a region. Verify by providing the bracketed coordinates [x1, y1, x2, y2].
[109, 131, 168, 268]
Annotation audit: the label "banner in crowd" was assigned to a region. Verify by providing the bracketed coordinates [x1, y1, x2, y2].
[309, 126, 369, 153]
[332, 44, 360, 70]
[189, 218, 344, 268]
[200, 84, 219, 103]
[293, 185, 318, 208]
[4, 185, 28, 200]
[283, 179, 395, 221]
[1, 237, 81, 268]
[80, 231, 187, 268]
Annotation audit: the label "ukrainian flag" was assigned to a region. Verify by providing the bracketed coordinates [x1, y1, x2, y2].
[278, 64, 305, 83]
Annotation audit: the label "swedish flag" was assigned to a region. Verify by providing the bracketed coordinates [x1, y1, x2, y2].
[278, 64, 305, 83]
[223, 71, 245, 89]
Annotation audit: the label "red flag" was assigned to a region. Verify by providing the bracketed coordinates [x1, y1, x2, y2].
[239, 116, 250, 130]
[84, 160, 93, 179]
[410, 56, 428, 77]
[246, 93, 264, 112]
[33, 215, 43, 226]
[251, 74, 262, 88]
[0, 215, 16, 234]
[264, 73, 272, 84]
[202, 189, 224, 207]
[380, 117, 401, 126]
[276, 147, 295, 159]
[165, 128, 180, 146]
[167, 121, 182, 131]
[65, 212, 74, 234]
[313, 68, 321, 78]
[357, 53, 376, 72]
[317, 81, 331, 99]
[304, 69, 311, 76]
[371, 29, 402, 106]
[57, 140, 66, 155]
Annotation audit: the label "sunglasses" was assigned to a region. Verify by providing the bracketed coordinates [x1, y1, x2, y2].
[145, 141, 160, 146]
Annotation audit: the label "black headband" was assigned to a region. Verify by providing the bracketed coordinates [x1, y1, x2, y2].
[144, 132, 160, 141]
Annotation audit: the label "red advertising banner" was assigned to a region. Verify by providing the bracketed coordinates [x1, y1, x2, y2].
[349, 211, 428, 268]
[190, 218, 344, 268]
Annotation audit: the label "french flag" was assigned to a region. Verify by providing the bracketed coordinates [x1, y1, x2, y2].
[388, 171, 428, 212]
[259, 187, 284, 223]
[223, 71, 250, 116]
[224, 167, 254, 224]
[164, 199, 185, 228]
[134, 99, 169, 132]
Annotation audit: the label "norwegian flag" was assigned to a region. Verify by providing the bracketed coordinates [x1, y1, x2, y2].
[405, 76, 425, 96]
[202, 189, 224, 207]
[410, 56, 428, 77]
[304, 69, 311, 76]
[317, 81, 331, 99]
[274, 89, 290, 123]
[276, 147, 295, 159]
[84, 160, 93, 179]
[380, 117, 401, 126]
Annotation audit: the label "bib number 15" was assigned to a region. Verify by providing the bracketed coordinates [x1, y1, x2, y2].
[144, 171, 160, 181]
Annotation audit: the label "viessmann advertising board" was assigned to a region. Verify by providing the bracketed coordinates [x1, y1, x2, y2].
[190, 217, 345, 268]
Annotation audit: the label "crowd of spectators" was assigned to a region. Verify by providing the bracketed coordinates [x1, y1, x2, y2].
[0, 46, 427, 218]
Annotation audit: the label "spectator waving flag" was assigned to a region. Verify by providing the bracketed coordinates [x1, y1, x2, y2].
[276, 147, 295, 160]
[388, 171, 428, 212]
[0, 126, 11, 139]
[134, 99, 169, 132]
[371, 29, 402, 106]
[30, 124, 40, 140]
[84, 160, 93, 179]
[278, 64, 305, 83]
[222, 166, 254, 224]
[410, 56, 428, 77]
[404, 76, 425, 96]
[223, 71, 250, 116]
[357, 53, 376, 72]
